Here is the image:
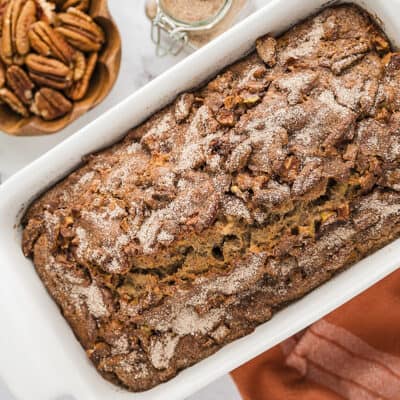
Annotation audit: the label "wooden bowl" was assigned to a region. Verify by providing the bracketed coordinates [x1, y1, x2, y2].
[0, 0, 122, 136]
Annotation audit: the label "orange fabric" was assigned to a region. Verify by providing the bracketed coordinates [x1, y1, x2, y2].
[231, 269, 400, 400]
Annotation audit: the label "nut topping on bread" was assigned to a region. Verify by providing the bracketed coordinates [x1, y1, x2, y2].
[22, 5, 400, 392]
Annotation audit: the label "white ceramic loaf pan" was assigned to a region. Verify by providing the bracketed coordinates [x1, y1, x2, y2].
[1, 0, 400, 399]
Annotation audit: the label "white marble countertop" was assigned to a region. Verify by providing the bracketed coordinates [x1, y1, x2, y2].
[0, 1, 267, 398]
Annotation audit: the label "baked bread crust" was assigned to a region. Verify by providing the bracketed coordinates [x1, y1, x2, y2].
[22, 4, 400, 391]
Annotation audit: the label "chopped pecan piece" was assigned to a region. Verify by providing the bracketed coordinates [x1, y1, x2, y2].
[256, 35, 277, 67]
[6, 65, 35, 104]
[343, 143, 358, 162]
[225, 140, 252, 173]
[66, 51, 96, 100]
[384, 52, 400, 75]
[331, 53, 366, 75]
[292, 161, 328, 200]
[253, 180, 291, 210]
[216, 108, 235, 127]
[29, 20, 75, 63]
[337, 203, 350, 220]
[280, 155, 301, 183]
[207, 71, 234, 92]
[0, 87, 29, 116]
[56, 7, 105, 52]
[357, 172, 376, 194]
[31, 87, 72, 120]
[25, 53, 73, 89]
[375, 107, 390, 122]
[373, 35, 390, 52]
[174, 93, 194, 122]
[223, 95, 242, 110]
[322, 15, 338, 40]
[379, 169, 400, 191]
[274, 71, 319, 105]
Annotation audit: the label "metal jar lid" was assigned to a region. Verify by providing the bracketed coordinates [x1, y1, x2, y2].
[146, 0, 233, 56]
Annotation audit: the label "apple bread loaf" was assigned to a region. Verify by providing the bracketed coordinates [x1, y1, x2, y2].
[22, 4, 400, 391]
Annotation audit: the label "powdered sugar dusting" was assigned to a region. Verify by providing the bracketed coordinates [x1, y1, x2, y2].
[75, 227, 88, 259]
[137, 176, 219, 254]
[149, 333, 180, 370]
[76, 206, 130, 272]
[23, 4, 400, 389]
[173, 307, 223, 336]
[111, 335, 130, 356]
[298, 224, 355, 270]
[143, 114, 173, 140]
[113, 352, 149, 379]
[126, 142, 143, 155]
[77, 171, 95, 187]
[360, 193, 400, 221]
[147, 252, 267, 335]
[210, 325, 229, 342]
[222, 195, 251, 221]
[275, 71, 318, 105]
[205, 252, 267, 296]
[280, 17, 324, 62]
[293, 90, 354, 148]
[76, 284, 109, 319]
[45, 255, 109, 319]
[177, 106, 217, 171]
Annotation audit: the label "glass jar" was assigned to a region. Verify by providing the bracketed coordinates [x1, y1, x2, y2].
[146, 0, 250, 56]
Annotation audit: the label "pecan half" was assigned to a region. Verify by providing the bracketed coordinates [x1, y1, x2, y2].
[1, 0, 21, 64]
[15, 0, 37, 55]
[0, 87, 29, 116]
[6, 64, 35, 103]
[31, 87, 72, 120]
[1, 0, 37, 64]
[72, 49, 85, 81]
[25, 53, 73, 89]
[55, 7, 105, 52]
[29, 20, 75, 63]
[66, 51, 96, 100]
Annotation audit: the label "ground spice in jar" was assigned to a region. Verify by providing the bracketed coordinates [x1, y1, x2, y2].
[147, 0, 250, 50]
[160, 0, 226, 23]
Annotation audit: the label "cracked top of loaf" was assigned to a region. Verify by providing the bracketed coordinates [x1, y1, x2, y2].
[22, 4, 400, 391]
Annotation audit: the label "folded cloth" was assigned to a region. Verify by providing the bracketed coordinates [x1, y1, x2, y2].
[231, 269, 400, 400]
